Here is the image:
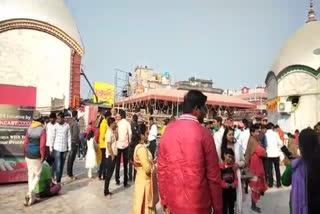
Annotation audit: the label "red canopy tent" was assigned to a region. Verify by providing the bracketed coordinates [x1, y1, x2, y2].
[116, 88, 255, 109]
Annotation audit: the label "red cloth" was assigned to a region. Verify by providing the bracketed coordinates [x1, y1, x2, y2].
[248, 145, 266, 177]
[249, 177, 267, 203]
[248, 144, 267, 203]
[157, 114, 222, 214]
[86, 126, 94, 135]
[219, 163, 238, 189]
[277, 129, 284, 142]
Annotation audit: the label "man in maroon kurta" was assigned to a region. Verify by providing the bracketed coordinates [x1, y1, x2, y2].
[158, 90, 222, 214]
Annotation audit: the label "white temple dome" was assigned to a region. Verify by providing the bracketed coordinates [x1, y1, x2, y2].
[0, 0, 84, 52]
[271, 21, 320, 75]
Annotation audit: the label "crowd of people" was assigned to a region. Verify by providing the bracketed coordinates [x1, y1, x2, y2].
[22, 89, 320, 214]
[158, 90, 320, 214]
[23, 110, 79, 206]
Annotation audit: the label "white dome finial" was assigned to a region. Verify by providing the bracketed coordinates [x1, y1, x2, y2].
[307, 0, 317, 23]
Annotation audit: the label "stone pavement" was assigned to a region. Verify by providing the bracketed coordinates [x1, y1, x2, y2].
[0, 159, 290, 214]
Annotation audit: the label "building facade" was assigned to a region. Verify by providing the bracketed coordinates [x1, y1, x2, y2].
[224, 86, 267, 111]
[175, 77, 223, 94]
[129, 66, 171, 95]
[0, 0, 84, 113]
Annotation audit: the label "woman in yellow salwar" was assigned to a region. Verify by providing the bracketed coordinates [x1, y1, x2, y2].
[132, 124, 158, 214]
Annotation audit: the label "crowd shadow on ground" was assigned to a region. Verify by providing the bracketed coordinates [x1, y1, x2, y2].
[243, 187, 290, 214]
[61, 176, 91, 194]
[65, 164, 133, 197]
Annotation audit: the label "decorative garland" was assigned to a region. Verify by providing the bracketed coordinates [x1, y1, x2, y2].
[206, 105, 213, 112]
[133, 102, 138, 110]
[227, 107, 235, 116]
[165, 101, 173, 109]
[140, 101, 144, 108]
[217, 107, 222, 116]
[128, 103, 133, 111]
[149, 98, 156, 107]
[157, 101, 166, 111]
[266, 97, 280, 111]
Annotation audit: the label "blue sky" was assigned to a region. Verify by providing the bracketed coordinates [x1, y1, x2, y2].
[66, 0, 312, 97]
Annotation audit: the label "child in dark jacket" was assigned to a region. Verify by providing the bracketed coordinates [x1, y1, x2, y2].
[220, 148, 238, 214]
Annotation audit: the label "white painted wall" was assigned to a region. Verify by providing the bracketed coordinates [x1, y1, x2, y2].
[278, 73, 318, 96]
[276, 72, 320, 132]
[278, 95, 319, 132]
[0, 29, 71, 109]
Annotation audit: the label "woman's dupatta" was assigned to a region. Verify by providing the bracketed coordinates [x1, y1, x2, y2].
[245, 136, 259, 165]
[148, 164, 159, 209]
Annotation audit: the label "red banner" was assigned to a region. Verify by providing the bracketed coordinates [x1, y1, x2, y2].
[0, 84, 36, 106]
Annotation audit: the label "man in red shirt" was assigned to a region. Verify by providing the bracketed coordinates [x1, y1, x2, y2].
[158, 90, 222, 214]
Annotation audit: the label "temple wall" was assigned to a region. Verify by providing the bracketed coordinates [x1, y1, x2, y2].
[278, 94, 319, 132]
[278, 72, 318, 96]
[0, 29, 71, 110]
[276, 73, 320, 132]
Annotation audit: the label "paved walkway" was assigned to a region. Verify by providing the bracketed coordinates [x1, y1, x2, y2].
[0, 160, 290, 214]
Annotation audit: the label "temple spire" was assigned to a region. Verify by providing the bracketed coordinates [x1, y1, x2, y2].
[307, 0, 317, 23]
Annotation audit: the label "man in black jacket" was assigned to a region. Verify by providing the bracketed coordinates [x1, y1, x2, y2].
[128, 114, 140, 182]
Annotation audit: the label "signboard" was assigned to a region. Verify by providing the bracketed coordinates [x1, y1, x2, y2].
[0, 84, 36, 183]
[93, 82, 115, 106]
[0, 105, 34, 183]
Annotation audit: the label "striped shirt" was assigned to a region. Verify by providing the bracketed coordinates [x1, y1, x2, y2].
[51, 122, 71, 152]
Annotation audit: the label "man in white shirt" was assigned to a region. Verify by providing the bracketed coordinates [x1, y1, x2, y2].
[265, 122, 283, 188]
[45, 113, 56, 165]
[238, 118, 251, 193]
[104, 117, 118, 197]
[51, 112, 71, 184]
[147, 117, 157, 159]
[238, 119, 250, 154]
[212, 116, 225, 160]
[115, 110, 132, 187]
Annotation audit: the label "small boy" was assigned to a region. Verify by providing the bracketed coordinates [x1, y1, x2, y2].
[220, 148, 238, 214]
